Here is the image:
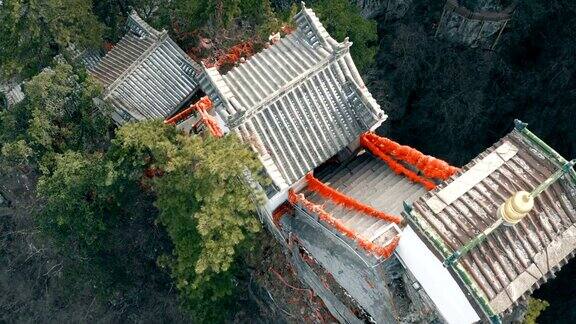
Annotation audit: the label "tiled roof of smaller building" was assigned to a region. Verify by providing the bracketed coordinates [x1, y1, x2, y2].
[90, 12, 201, 123]
[2, 83, 24, 107]
[406, 125, 576, 318]
[199, 3, 386, 189]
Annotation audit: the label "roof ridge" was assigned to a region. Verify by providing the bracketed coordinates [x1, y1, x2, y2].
[220, 42, 383, 129]
[295, 2, 339, 51]
[226, 44, 356, 128]
[103, 32, 170, 100]
[127, 10, 162, 37]
[165, 37, 202, 73]
[216, 4, 378, 127]
[219, 2, 336, 80]
[513, 120, 576, 182]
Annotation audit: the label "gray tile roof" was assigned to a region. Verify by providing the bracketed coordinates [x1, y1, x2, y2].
[67, 44, 103, 72]
[199, 4, 386, 188]
[90, 28, 156, 88]
[78, 50, 103, 71]
[408, 129, 576, 316]
[1, 81, 24, 107]
[90, 12, 201, 123]
[303, 151, 427, 253]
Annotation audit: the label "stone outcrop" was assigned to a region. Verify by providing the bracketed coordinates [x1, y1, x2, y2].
[352, 0, 413, 20]
[436, 0, 517, 48]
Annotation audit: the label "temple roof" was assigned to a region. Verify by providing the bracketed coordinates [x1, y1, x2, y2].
[304, 152, 427, 255]
[199, 4, 386, 188]
[406, 125, 576, 318]
[90, 12, 201, 124]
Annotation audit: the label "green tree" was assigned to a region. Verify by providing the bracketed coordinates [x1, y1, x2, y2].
[37, 152, 113, 251]
[34, 147, 186, 321]
[0, 62, 111, 173]
[1, 139, 33, 170]
[157, 0, 285, 57]
[92, 0, 168, 41]
[0, 0, 103, 78]
[37, 119, 265, 321]
[312, 0, 378, 72]
[167, 0, 279, 33]
[523, 298, 549, 324]
[112, 120, 264, 321]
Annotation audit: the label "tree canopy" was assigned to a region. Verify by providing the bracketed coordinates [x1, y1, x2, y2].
[33, 119, 264, 322]
[165, 0, 280, 35]
[37, 151, 112, 251]
[0, 62, 111, 173]
[31, 146, 185, 322]
[312, 0, 378, 72]
[0, 0, 103, 78]
[111, 120, 264, 321]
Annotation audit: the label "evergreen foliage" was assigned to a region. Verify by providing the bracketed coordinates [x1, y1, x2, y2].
[0, 62, 111, 173]
[34, 119, 264, 322]
[524, 298, 550, 324]
[312, 0, 378, 72]
[33, 147, 184, 321]
[113, 121, 264, 321]
[163, 0, 281, 37]
[0, 0, 103, 78]
[92, 0, 188, 41]
[37, 152, 117, 252]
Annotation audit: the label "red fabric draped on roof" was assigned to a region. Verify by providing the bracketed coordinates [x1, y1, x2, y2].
[360, 132, 459, 190]
[289, 189, 399, 259]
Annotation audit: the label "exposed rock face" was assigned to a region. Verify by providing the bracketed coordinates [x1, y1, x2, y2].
[272, 0, 413, 20]
[460, 0, 504, 11]
[436, 0, 516, 48]
[352, 0, 413, 20]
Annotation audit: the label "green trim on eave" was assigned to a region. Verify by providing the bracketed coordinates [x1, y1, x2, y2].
[403, 203, 501, 323]
[514, 119, 576, 183]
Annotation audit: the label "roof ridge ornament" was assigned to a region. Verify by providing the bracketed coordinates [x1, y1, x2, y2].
[127, 10, 161, 38]
[513, 118, 528, 131]
[499, 191, 533, 225]
[514, 119, 576, 182]
[295, 2, 340, 50]
[343, 37, 351, 46]
[334, 37, 352, 56]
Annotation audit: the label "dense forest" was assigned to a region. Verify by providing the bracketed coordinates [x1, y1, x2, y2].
[1, 0, 575, 322]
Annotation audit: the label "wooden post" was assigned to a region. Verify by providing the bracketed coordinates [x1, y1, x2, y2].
[435, 3, 448, 37]
[473, 20, 486, 47]
[491, 19, 508, 50]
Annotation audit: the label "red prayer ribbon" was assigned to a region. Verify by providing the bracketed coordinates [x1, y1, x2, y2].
[289, 189, 399, 259]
